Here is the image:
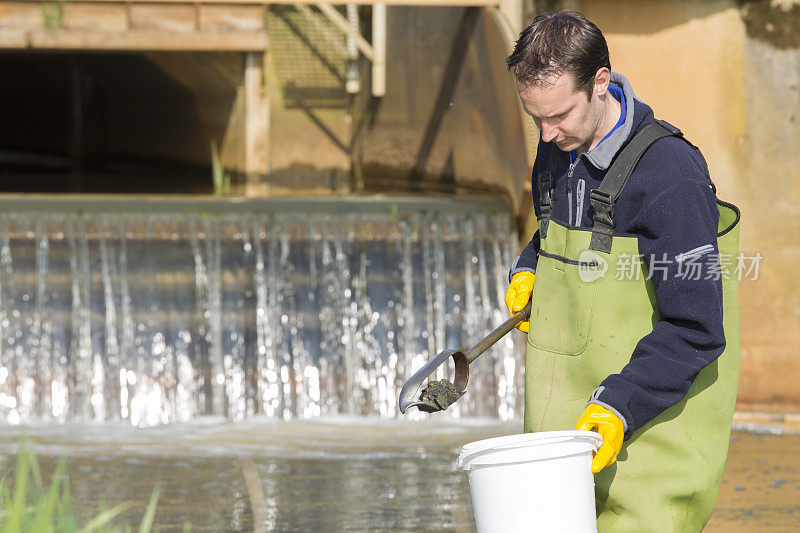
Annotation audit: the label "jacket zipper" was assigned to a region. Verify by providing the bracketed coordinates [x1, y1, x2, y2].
[567, 158, 576, 225]
[576, 178, 585, 227]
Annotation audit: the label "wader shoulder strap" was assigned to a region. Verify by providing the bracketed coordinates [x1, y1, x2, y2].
[537, 144, 559, 238]
[680, 136, 717, 195]
[589, 120, 681, 253]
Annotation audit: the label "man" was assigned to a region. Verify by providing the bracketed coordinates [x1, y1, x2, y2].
[503, 11, 740, 532]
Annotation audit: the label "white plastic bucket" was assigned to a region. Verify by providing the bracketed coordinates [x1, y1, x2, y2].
[457, 430, 602, 533]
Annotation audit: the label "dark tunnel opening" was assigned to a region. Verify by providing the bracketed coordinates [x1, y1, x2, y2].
[0, 51, 239, 194]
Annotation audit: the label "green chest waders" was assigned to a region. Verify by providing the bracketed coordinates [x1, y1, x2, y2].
[524, 121, 740, 532]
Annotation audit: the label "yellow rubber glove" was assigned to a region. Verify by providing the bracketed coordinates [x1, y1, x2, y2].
[504, 271, 534, 333]
[576, 403, 625, 473]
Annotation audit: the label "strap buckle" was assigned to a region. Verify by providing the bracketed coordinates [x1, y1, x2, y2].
[589, 189, 615, 227]
[538, 171, 553, 206]
[589, 188, 613, 206]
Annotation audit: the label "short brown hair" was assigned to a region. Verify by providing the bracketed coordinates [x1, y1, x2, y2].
[507, 11, 610, 98]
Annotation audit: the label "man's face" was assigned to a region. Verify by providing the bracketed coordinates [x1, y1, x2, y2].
[517, 72, 602, 153]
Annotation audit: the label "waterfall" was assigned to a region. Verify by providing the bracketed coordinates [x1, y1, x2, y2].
[0, 197, 524, 425]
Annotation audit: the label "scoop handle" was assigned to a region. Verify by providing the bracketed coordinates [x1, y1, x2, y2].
[465, 299, 532, 364]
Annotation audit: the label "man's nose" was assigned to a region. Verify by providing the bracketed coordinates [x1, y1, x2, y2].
[540, 123, 558, 143]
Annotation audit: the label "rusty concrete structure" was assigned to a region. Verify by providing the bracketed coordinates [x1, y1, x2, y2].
[0, 0, 797, 411]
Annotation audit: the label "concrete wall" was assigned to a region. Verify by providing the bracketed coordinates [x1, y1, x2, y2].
[355, 6, 530, 207]
[267, 6, 531, 209]
[558, 0, 800, 411]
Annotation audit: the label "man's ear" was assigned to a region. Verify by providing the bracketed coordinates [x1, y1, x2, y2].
[594, 67, 611, 97]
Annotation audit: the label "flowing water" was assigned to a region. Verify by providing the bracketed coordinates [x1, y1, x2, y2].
[0, 196, 524, 426]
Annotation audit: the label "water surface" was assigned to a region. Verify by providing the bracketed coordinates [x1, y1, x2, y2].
[0, 418, 797, 531]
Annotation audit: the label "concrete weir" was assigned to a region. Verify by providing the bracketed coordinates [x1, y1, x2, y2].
[0, 195, 523, 424]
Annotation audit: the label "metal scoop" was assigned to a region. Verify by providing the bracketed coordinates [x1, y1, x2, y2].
[398, 300, 532, 414]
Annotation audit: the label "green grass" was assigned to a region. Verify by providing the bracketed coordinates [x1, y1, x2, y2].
[0, 442, 171, 533]
[211, 141, 231, 196]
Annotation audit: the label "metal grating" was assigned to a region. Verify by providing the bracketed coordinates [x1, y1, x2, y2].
[269, 5, 350, 109]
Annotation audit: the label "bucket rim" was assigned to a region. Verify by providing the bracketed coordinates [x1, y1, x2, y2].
[457, 430, 602, 469]
[460, 430, 601, 455]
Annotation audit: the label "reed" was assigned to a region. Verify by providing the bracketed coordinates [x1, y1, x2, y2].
[0, 442, 172, 533]
[211, 141, 231, 196]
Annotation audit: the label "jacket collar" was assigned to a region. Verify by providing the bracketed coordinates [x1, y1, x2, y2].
[582, 72, 653, 170]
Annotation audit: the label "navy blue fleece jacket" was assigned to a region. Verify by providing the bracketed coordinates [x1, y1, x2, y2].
[511, 73, 725, 439]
